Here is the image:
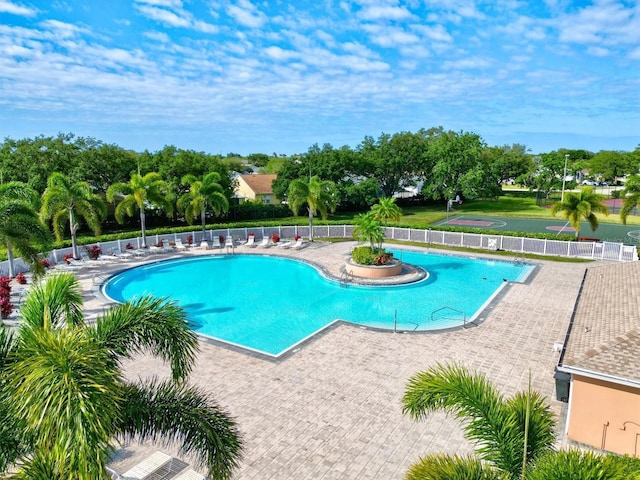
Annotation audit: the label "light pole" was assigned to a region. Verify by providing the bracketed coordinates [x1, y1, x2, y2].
[561, 154, 569, 203]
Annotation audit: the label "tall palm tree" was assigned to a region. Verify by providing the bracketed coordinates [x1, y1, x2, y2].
[550, 186, 609, 238]
[107, 172, 174, 248]
[402, 362, 555, 479]
[177, 173, 229, 244]
[287, 176, 337, 242]
[0, 182, 51, 277]
[0, 273, 243, 480]
[619, 174, 640, 224]
[40, 172, 107, 260]
[371, 197, 402, 228]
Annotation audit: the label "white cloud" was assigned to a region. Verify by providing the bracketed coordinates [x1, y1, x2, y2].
[226, 0, 266, 28]
[135, 5, 191, 28]
[358, 5, 414, 21]
[0, 0, 36, 16]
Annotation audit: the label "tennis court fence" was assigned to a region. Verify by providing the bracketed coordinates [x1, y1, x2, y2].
[5, 224, 635, 275]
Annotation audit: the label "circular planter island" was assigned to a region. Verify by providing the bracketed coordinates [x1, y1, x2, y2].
[346, 258, 403, 278]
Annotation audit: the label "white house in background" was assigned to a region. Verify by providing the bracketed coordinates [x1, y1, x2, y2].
[234, 174, 279, 204]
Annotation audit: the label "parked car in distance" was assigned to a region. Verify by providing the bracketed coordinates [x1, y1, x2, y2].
[582, 180, 598, 186]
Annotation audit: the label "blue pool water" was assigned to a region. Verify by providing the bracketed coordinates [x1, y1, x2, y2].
[103, 251, 534, 357]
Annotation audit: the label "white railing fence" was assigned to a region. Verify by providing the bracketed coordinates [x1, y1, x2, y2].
[1, 225, 636, 275]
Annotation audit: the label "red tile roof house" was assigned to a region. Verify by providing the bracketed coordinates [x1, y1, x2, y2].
[234, 174, 279, 204]
[555, 261, 640, 456]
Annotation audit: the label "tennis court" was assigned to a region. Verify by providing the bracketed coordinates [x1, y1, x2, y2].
[432, 214, 640, 245]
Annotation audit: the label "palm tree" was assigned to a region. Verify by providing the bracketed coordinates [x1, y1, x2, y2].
[371, 197, 402, 229]
[107, 172, 174, 248]
[352, 212, 384, 251]
[40, 172, 107, 260]
[287, 176, 337, 242]
[619, 174, 640, 224]
[0, 273, 243, 479]
[526, 449, 638, 480]
[402, 362, 555, 479]
[177, 173, 229, 245]
[0, 182, 51, 277]
[550, 186, 609, 238]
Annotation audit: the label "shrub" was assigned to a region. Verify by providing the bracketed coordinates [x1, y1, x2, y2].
[15, 272, 27, 285]
[85, 245, 102, 260]
[351, 246, 394, 265]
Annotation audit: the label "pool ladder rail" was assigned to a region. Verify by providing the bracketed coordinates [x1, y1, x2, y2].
[340, 269, 354, 288]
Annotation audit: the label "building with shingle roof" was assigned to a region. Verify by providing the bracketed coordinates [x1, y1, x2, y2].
[234, 174, 279, 204]
[555, 261, 640, 455]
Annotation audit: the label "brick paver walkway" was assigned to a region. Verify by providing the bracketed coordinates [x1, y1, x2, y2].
[76, 242, 589, 479]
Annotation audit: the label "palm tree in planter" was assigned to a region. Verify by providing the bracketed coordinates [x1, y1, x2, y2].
[0, 273, 243, 479]
[351, 212, 392, 265]
[287, 176, 337, 242]
[0, 182, 51, 278]
[550, 186, 609, 238]
[371, 197, 402, 230]
[107, 172, 174, 248]
[177, 173, 229, 247]
[40, 172, 107, 260]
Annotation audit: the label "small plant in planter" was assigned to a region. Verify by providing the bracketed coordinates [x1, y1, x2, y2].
[85, 245, 102, 260]
[294, 234, 301, 241]
[351, 212, 393, 265]
[15, 272, 27, 285]
[219, 235, 225, 244]
[125, 242, 135, 250]
[186, 235, 193, 246]
[63, 253, 74, 264]
[40, 258, 50, 269]
[271, 233, 280, 243]
[0, 297, 13, 319]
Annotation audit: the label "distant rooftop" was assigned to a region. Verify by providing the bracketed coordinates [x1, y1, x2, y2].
[238, 173, 277, 194]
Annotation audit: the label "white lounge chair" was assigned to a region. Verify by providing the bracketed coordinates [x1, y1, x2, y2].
[211, 236, 222, 249]
[173, 469, 206, 480]
[174, 239, 187, 251]
[225, 236, 234, 249]
[291, 238, 306, 250]
[277, 240, 293, 248]
[120, 451, 172, 480]
[256, 237, 270, 248]
[244, 235, 256, 247]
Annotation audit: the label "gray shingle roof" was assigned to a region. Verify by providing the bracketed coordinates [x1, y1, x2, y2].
[561, 261, 640, 383]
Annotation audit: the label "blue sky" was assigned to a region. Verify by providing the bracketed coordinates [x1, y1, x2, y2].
[1, 1, 638, 156]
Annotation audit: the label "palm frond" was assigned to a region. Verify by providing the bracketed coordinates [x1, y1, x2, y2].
[405, 454, 503, 480]
[526, 449, 636, 480]
[120, 379, 243, 480]
[93, 296, 198, 382]
[19, 273, 84, 329]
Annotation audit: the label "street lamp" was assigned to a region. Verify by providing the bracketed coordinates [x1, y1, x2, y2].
[561, 154, 569, 203]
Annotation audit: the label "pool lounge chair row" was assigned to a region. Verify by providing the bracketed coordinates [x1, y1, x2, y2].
[241, 236, 306, 249]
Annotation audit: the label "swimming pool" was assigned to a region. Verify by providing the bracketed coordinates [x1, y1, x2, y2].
[103, 250, 534, 357]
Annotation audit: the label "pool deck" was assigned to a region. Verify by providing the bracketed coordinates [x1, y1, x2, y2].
[48, 242, 596, 478]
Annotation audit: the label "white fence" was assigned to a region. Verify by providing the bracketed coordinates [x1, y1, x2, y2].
[2, 224, 636, 275]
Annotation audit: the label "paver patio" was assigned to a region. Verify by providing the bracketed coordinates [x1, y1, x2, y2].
[78, 241, 592, 479]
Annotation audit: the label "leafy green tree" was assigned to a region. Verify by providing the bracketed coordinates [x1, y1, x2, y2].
[485, 144, 536, 186]
[177, 173, 229, 241]
[352, 212, 384, 251]
[287, 176, 337, 242]
[107, 172, 174, 248]
[0, 182, 51, 277]
[403, 363, 555, 479]
[620, 174, 640, 224]
[0, 273, 243, 479]
[589, 150, 630, 183]
[40, 172, 107, 260]
[551, 186, 609, 237]
[422, 130, 488, 201]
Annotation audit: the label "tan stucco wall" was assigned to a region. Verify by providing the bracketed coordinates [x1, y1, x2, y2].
[235, 177, 257, 201]
[567, 374, 640, 456]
